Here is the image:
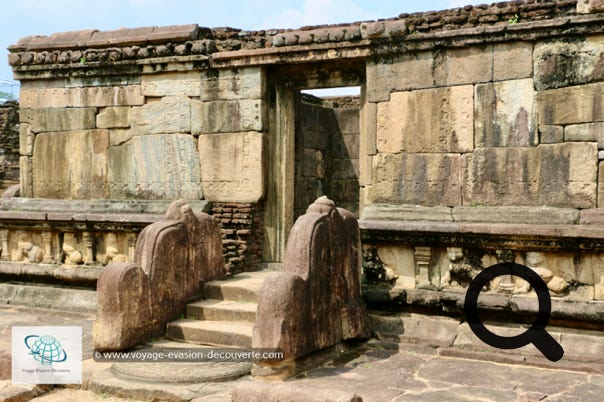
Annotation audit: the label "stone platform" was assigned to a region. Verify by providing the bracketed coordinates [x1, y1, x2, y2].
[2, 303, 604, 402]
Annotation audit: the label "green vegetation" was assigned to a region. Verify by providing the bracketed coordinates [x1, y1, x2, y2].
[0, 91, 15, 100]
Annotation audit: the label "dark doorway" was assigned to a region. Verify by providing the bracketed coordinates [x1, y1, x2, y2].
[294, 88, 360, 219]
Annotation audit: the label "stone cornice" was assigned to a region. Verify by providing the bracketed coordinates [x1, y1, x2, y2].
[8, 0, 604, 78]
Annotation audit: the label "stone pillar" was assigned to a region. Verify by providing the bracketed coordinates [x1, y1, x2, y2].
[0, 230, 9, 261]
[414, 246, 432, 289]
[41, 231, 54, 264]
[127, 233, 137, 262]
[83, 232, 95, 265]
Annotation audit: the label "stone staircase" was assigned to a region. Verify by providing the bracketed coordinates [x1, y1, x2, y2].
[166, 270, 274, 348]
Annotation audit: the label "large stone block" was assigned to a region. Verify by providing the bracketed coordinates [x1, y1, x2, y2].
[564, 122, 604, 148]
[19, 123, 34, 156]
[435, 45, 493, 87]
[599, 162, 604, 208]
[141, 71, 201, 97]
[191, 99, 265, 134]
[493, 42, 533, 81]
[96, 107, 130, 129]
[475, 79, 537, 147]
[198, 131, 264, 202]
[19, 156, 33, 197]
[32, 130, 110, 199]
[366, 51, 435, 103]
[19, 86, 144, 108]
[540, 125, 564, 144]
[377, 86, 473, 153]
[368, 153, 462, 206]
[94, 200, 224, 351]
[253, 197, 369, 378]
[463, 143, 598, 208]
[534, 35, 604, 90]
[20, 108, 96, 133]
[130, 96, 191, 135]
[200, 67, 265, 101]
[108, 134, 202, 200]
[537, 83, 604, 125]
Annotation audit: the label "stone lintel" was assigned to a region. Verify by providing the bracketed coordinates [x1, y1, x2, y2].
[359, 219, 604, 251]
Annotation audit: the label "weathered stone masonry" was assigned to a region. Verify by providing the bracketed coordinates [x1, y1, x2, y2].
[0, 101, 19, 191]
[6, 0, 604, 318]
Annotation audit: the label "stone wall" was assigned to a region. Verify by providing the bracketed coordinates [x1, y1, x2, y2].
[295, 95, 359, 219]
[15, 66, 266, 202]
[364, 45, 601, 209]
[359, 8, 604, 303]
[0, 102, 20, 190]
[7, 0, 604, 301]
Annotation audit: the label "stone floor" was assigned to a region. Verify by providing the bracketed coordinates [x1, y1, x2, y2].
[1, 305, 603, 402]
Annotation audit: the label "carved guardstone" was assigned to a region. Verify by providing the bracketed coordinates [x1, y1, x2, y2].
[252, 196, 370, 378]
[93, 200, 224, 351]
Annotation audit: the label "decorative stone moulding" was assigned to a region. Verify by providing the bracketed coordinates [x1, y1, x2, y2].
[360, 206, 604, 305]
[0, 198, 211, 286]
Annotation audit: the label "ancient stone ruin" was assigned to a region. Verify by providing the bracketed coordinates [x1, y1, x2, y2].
[1, 0, 604, 377]
[253, 197, 369, 378]
[94, 200, 223, 351]
[0, 101, 19, 192]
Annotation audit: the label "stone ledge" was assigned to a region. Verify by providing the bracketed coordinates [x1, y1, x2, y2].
[360, 219, 604, 242]
[217, 13, 603, 67]
[10, 2, 602, 72]
[364, 286, 604, 324]
[361, 204, 453, 222]
[0, 283, 97, 311]
[9, 24, 200, 51]
[361, 205, 581, 225]
[580, 208, 604, 224]
[0, 262, 102, 286]
[0, 198, 210, 214]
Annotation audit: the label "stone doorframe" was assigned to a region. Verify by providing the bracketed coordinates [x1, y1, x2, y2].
[263, 60, 365, 262]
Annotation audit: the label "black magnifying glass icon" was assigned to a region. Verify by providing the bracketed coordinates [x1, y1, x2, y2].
[464, 262, 564, 362]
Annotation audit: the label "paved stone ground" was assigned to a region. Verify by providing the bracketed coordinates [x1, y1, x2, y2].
[1, 305, 603, 401]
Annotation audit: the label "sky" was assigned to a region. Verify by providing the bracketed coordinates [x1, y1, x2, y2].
[0, 0, 484, 97]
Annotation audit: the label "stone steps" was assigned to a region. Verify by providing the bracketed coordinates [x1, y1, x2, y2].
[166, 270, 271, 348]
[202, 270, 272, 303]
[187, 299, 257, 323]
[167, 319, 254, 348]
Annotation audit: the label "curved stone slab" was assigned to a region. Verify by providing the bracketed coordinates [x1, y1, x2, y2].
[252, 196, 370, 377]
[93, 200, 224, 351]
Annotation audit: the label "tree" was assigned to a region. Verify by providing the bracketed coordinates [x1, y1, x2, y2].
[0, 91, 16, 100]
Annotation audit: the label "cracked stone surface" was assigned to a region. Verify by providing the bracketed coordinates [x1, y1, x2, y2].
[235, 341, 604, 402]
[2, 305, 603, 402]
